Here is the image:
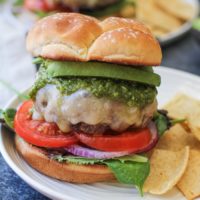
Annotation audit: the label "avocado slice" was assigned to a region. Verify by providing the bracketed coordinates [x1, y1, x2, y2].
[46, 61, 161, 86]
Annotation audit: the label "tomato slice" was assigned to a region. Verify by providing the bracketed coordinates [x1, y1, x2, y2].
[75, 129, 152, 152]
[24, 0, 57, 12]
[14, 100, 78, 148]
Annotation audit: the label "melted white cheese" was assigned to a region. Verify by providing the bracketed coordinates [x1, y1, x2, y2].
[33, 84, 157, 133]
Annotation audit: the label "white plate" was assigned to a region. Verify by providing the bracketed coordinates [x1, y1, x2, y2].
[1, 67, 200, 200]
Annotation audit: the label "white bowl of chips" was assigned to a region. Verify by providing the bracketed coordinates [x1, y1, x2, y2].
[134, 0, 200, 45]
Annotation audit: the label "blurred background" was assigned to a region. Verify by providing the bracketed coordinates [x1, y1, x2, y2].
[0, 0, 200, 199]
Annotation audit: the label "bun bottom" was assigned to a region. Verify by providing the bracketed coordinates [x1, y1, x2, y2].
[15, 135, 115, 183]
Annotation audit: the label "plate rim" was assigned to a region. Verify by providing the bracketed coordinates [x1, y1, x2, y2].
[1, 66, 200, 200]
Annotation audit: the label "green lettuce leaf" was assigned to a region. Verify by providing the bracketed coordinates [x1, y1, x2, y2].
[153, 111, 169, 137]
[153, 110, 185, 137]
[55, 155, 102, 165]
[53, 154, 147, 164]
[53, 154, 150, 195]
[118, 154, 148, 163]
[3, 109, 17, 128]
[0, 108, 16, 128]
[105, 160, 149, 196]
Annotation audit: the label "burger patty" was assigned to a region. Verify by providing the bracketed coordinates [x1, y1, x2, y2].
[32, 84, 157, 133]
[71, 121, 153, 135]
[71, 123, 109, 135]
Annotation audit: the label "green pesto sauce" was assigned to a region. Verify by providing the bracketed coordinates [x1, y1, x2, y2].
[29, 67, 157, 108]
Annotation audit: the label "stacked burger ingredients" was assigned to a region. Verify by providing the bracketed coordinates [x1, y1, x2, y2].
[14, 13, 174, 195]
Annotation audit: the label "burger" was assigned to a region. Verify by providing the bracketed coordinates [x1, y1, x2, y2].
[22, 0, 135, 18]
[13, 12, 172, 195]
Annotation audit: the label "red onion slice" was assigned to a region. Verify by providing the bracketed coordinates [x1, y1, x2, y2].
[65, 121, 158, 159]
[65, 145, 131, 159]
[135, 121, 158, 153]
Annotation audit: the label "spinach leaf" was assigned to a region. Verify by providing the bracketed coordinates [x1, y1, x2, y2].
[0, 108, 16, 128]
[117, 154, 148, 163]
[153, 110, 185, 137]
[105, 160, 150, 196]
[53, 154, 149, 195]
[55, 155, 102, 165]
[153, 111, 169, 136]
[3, 109, 16, 128]
[53, 154, 148, 165]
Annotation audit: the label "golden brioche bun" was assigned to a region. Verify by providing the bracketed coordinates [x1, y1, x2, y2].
[15, 135, 115, 183]
[27, 13, 162, 66]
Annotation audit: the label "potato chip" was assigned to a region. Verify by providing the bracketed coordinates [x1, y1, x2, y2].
[120, 4, 136, 18]
[144, 147, 189, 195]
[164, 93, 200, 142]
[136, 0, 182, 32]
[156, 124, 200, 151]
[177, 150, 200, 200]
[149, 26, 168, 37]
[156, 0, 195, 20]
[145, 21, 168, 37]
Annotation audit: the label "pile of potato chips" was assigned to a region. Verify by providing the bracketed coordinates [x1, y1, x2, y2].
[144, 93, 200, 199]
[119, 0, 196, 38]
[136, 0, 196, 37]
